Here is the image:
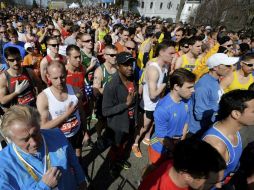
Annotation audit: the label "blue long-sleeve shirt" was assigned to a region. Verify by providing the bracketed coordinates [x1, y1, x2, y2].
[189, 73, 223, 133]
[0, 128, 86, 190]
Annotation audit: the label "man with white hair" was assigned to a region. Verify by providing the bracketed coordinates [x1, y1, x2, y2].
[0, 105, 87, 189]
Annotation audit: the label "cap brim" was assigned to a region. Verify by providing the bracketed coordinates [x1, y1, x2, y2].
[224, 57, 239, 66]
[119, 57, 135, 65]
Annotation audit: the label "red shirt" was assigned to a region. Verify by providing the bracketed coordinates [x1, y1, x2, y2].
[66, 66, 85, 89]
[139, 161, 189, 190]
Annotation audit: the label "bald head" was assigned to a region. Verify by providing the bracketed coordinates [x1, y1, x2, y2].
[46, 61, 66, 75]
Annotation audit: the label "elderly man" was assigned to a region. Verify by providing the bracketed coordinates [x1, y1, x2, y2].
[0, 105, 87, 190]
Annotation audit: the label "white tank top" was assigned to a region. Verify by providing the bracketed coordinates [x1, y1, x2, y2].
[140, 62, 167, 111]
[43, 85, 81, 138]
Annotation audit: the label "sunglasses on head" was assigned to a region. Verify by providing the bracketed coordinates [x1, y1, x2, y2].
[242, 61, 254, 67]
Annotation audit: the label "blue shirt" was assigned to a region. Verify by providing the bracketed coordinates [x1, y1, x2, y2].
[189, 73, 223, 133]
[151, 94, 190, 153]
[0, 129, 86, 190]
[203, 126, 242, 179]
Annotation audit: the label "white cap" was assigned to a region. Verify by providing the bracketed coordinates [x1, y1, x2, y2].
[207, 53, 239, 69]
[205, 26, 212, 30]
[24, 42, 35, 51]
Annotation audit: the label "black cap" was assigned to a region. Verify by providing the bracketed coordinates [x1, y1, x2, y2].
[116, 52, 135, 65]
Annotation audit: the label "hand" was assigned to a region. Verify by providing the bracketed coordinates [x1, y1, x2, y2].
[143, 41, 152, 53]
[90, 57, 98, 68]
[126, 91, 135, 107]
[14, 80, 29, 94]
[65, 101, 78, 118]
[32, 57, 38, 65]
[42, 167, 62, 188]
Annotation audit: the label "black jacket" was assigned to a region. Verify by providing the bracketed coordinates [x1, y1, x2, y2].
[102, 72, 138, 133]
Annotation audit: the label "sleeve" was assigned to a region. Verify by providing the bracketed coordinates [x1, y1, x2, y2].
[193, 86, 217, 123]
[154, 108, 169, 138]
[102, 83, 128, 117]
[193, 86, 209, 121]
[0, 172, 51, 190]
[22, 56, 30, 66]
[67, 144, 86, 184]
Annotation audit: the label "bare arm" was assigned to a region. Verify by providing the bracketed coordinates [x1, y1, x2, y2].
[37, 92, 76, 129]
[93, 67, 103, 96]
[40, 58, 48, 85]
[203, 135, 228, 162]
[146, 66, 166, 100]
[0, 74, 18, 105]
[73, 87, 87, 132]
[174, 56, 183, 70]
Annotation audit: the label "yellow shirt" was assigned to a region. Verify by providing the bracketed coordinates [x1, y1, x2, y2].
[193, 43, 220, 80]
[158, 33, 164, 43]
[181, 54, 200, 72]
[98, 28, 109, 41]
[224, 71, 254, 93]
[137, 38, 154, 70]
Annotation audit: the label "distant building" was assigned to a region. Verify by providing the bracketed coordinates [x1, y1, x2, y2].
[13, 0, 48, 7]
[138, 0, 181, 21]
[137, 0, 201, 22]
[180, 0, 201, 22]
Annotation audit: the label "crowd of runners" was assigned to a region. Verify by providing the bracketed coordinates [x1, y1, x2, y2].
[0, 5, 254, 190]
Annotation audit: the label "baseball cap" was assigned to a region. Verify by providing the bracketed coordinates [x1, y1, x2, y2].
[24, 42, 35, 51]
[205, 26, 212, 31]
[207, 53, 239, 69]
[116, 52, 135, 65]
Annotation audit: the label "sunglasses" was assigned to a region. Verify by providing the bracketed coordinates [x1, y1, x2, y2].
[0, 31, 6, 33]
[82, 39, 92, 43]
[7, 57, 22, 62]
[242, 61, 254, 67]
[48, 44, 59, 47]
[106, 54, 117, 57]
[17, 25, 23, 27]
[126, 47, 135, 51]
[226, 44, 233, 47]
[183, 45, 189, 48]
[225, 65, 233, 68]
[53, 35, 61, 38]
[80, 27, 86, 29]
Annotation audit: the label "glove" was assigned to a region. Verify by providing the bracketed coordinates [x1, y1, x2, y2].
[14, 80, 29, 94]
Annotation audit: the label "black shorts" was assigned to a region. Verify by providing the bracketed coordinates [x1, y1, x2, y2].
[95, 95, 106, 120]
[139, 107, 154, 120]
[67, 128, 84, 149]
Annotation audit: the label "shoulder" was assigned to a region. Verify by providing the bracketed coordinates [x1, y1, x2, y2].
[37, 91, 48, 105]
[42, 129, 69, 147]
[0, 72, 7, 84]
[203, 134, 227, 159]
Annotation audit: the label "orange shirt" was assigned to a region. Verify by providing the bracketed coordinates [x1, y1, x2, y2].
[22, 54, 43, 77]
[115, 42, 125, 53]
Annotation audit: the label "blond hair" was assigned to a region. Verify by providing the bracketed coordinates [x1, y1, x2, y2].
[0, 105, 41, 138]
